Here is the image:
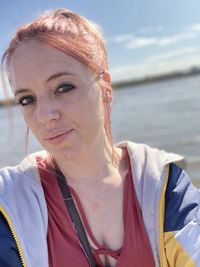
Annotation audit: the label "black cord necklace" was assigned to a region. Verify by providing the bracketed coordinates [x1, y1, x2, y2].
[55, 168, 98, 267]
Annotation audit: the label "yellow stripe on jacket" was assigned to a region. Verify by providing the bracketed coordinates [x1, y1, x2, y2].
[164, 231, 196, 267]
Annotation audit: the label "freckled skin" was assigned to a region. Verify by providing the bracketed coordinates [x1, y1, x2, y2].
[10, 39, 105, 162]
[90, 201, 101, 210]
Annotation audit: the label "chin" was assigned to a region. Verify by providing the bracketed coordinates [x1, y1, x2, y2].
[49, 144, 83, 161]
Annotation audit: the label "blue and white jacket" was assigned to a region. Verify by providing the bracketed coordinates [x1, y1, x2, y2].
[0, 141, 200, 267]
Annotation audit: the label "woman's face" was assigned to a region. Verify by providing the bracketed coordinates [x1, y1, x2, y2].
[10, 39, 106, 160]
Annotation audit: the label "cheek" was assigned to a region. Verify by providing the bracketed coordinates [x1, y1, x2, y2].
[22, 109, 38, 132]
[65, 100, 102, 136]
[79, 100, 104, 131]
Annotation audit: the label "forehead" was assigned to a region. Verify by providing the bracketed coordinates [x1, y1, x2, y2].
[10, 39, 91, 87]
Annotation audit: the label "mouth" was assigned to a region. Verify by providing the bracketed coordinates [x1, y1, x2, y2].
[43, 129, 74, 145]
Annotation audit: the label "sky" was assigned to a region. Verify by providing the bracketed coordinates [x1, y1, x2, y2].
[0, 0, 200, 99]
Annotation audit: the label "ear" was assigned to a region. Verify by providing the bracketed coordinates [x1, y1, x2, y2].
[103, 89, 112, 103]
[103, 71, 111, 83]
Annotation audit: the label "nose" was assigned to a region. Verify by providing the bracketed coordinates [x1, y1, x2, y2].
[37, 98, 60, 124]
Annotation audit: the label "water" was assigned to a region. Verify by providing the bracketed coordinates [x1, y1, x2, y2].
[1, 75, 200, 181]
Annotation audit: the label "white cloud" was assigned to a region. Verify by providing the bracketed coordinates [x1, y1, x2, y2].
[123, 31, 197, 49]
[190, 23, 200, 31]
[139, 25, 164, 34]
[146, 46, 197, 62]
[110, 22, 200, 49]
[110, 46, 200, 82]
[126, 37, 158, 49]
[110, 34, 134, 43]
[159, 32, 197, 46]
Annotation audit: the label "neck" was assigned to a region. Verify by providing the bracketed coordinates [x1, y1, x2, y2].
[53, 139, 123, 186]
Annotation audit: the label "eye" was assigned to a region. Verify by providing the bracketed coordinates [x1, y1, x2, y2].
[17, 95, 36, 106]
[56, 83, 75, 95]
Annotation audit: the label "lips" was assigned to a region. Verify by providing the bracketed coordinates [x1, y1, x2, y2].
[43, 129, 74, 144]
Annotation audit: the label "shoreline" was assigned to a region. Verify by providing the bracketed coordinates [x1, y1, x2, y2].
[112, 67, 200, 89]
[1, 67, 200, 107]
[191, 179, 200, 188]
[0, 98, 16, 107]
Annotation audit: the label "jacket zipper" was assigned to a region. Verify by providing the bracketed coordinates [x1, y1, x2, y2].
[159, 165, 169, 267]
[0, 207, 26, 267]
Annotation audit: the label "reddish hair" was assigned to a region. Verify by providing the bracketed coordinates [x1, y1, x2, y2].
[1, 8, 119, 163]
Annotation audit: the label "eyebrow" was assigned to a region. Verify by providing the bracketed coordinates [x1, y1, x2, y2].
[14, 72, 75, 96]
[45, 72, 74, 83]
[14, 88, 30, 97]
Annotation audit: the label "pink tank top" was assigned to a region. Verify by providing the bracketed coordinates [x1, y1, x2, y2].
[38, 151, 155, 267]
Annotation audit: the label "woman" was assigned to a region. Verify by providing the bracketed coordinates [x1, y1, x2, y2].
[0, 8, 200, 267]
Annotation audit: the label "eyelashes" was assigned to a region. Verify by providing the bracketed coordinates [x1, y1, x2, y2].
[55, 83, 76, 94]
[16, 83, 76, 107]
[17, 95, 36, 106]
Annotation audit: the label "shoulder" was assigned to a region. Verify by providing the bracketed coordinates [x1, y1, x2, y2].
[117, 140, 183, 164]
[0, 150, 48, 195]
[0, 151, 49, 267]
[0, 212, 22, 266]
[165, 163, 200, 231]
[116, 141, 184, 221]
[117, 141, 183, 186]
[164, 164, 200, 266]
[116, 141, 184, 194]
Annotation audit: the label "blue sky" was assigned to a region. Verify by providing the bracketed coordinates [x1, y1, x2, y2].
[1, 0, 200, 98]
